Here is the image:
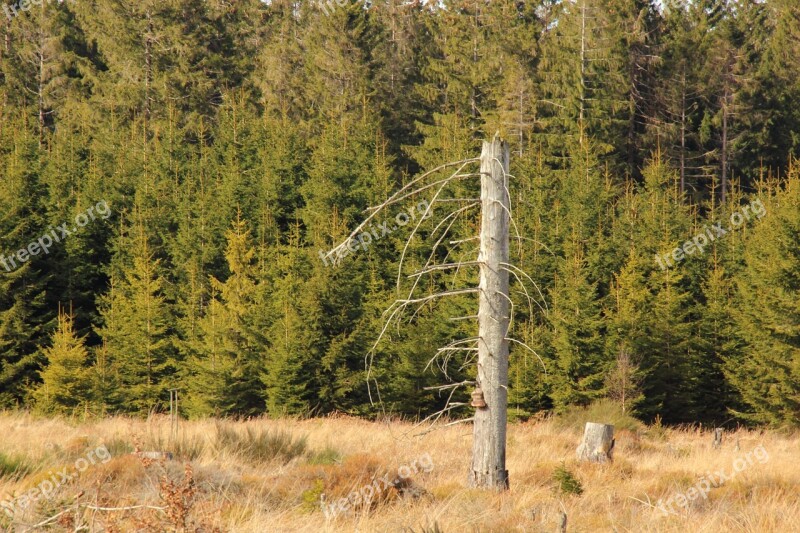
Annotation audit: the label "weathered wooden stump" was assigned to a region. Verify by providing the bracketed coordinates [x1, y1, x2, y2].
[556, 511, 568, 532]
[576, 422, 614, 463]
[712, 428, 723, 449]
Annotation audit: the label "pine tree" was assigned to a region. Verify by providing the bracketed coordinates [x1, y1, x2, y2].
[0, 112, 48, 408]
[605, 157, 699, 421]
[263, 227, 323, 416]
[534, 0, 630, 171]
[729, 170, 800, 425]
[546, 235, 606, 410]
[185, 215, 266, 418]
[34, 308, 93, 414]
[0, 0, 92, 144]
[97, 218, 174, 414]
[734, 0, 800, 181]
[697, 257, 743, 421]
[657, 0, 720, 197]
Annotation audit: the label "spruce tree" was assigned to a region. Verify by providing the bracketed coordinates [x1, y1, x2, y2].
[263, 227, 323, 416]
[186, 215, 266, 417]
[0, 113, 48, 408]
[96, 219, 174, 414]
[729, 171, 800, 425]
[546, 235, 606, 410]
[34, 308, 93, 414]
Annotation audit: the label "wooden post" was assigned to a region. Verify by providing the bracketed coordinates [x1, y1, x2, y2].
[557, 512, 568, 533]
[169, 388, 179, 443]
[713, 428, 723, 449]
[468, 136, 511, 490]
[576, 422, 614, 463]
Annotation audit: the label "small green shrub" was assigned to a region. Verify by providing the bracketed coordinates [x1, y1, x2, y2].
[300, 478, 325, 512]
[507, 407, 533, 423]
[646, 414, 669, 441]
[215, 424, 307, 464]
[552, 463, 583, 495]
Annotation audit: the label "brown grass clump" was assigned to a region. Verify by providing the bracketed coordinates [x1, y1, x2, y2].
[86, 455, 146, 491]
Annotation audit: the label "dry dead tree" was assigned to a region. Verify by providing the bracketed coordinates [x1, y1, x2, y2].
[323, 135, 546, 490]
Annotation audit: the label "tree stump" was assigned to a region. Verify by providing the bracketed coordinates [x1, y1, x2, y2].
[556, 511, 568, 533]
[576, 422, 614, 463]
[713, 428, 723, 449]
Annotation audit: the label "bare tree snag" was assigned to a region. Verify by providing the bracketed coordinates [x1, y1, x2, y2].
[576, 422, 614, 463]
[468, 137, 511, 490]
[324, 136, 538, 492]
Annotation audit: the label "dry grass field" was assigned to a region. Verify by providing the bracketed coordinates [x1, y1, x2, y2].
[0, 407, 798, 532]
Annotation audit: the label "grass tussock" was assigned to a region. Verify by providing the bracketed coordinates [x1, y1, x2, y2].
[0, 451, 31, 480]
[308, 445, 342, 465]
[214, 422, 307, 464]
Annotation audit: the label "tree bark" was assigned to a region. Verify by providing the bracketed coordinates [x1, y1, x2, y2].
[468, 137, 511, 490]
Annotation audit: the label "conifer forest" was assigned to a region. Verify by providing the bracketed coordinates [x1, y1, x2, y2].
[1, 0, 800, 429]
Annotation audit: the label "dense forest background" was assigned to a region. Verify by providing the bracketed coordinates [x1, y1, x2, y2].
[0, 0, 798, 426]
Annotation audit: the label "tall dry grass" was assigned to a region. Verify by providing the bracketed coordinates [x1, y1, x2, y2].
[0, 409, 797, 532]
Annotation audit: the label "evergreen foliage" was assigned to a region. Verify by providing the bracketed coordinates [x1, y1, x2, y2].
[0, 0, 797, 427]
[34, 308, 92, 414]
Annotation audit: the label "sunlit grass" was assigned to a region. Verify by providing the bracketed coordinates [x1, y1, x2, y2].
[0, 410, 797, 531]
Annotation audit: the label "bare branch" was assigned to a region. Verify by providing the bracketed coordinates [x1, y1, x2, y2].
[501, 262, 549, 313]
[403, 204, 480, 309]
[424, 380, 475, 391]
[411, 397, 468, 435]
[450, 237, 480, 245]
[323, 160, 478, 266]
[395, 288, 479, 307]
[364, 158, 478, 213]
[376, 171, 479, 217]
[408, 260, 482, 279]
[449, 315, 479, 321]
[506, 337, 547, 374]
[396, 182, 477, 290]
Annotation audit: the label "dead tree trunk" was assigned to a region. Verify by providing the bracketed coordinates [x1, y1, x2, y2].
[576, 422, 614, 463]
[468, 137, 511, 490]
